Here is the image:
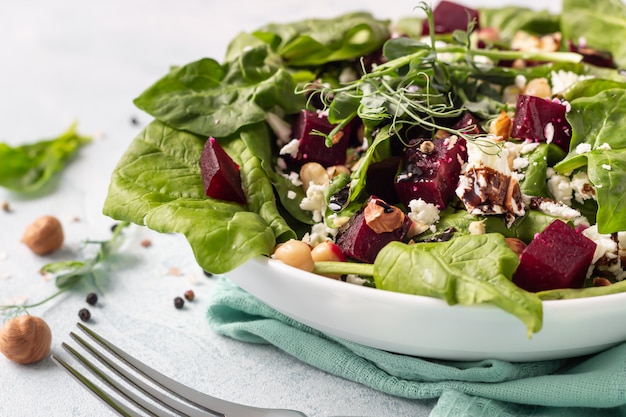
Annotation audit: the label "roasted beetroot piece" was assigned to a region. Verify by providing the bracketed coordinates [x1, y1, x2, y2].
[568, 40, 616, 69]
[290, 109, 350, 167]
[451, 111, 485, 135]
[200, 137, 246, 205]
[510, 95, 572, 152]
[513, 219, 596, 292]
[421, 1, 480, 36]
[365, 156, 402, 204]
[335, 197, 412, 263]
[394, 136, 467, 209]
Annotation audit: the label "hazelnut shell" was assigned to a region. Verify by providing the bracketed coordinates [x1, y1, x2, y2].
[21, 215, 64, 255]
[0, 315, 52, 364]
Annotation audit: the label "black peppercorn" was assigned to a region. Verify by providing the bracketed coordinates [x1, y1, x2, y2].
[174, 297, 184, 309]
[78, 308, 91, 322]
[86, 292, 98, 306]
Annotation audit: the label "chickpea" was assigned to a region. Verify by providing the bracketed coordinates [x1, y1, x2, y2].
[272, 240, 315, 272]
[299, 162, 330, 193]
[311, 241, 345, 263]
[523, 78, 552, 99]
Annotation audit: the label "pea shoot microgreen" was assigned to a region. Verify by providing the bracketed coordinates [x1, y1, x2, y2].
[0, 222, 130, 320]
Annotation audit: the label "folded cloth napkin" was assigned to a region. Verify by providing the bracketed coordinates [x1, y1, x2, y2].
[207, 277, 626, 417]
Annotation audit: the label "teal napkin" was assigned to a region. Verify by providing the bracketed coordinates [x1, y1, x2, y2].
[207, 277, 626, 417]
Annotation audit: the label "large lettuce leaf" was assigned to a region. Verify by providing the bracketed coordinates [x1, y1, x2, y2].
[103, 121, 287, 273]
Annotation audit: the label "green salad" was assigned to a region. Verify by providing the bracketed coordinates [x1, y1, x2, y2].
[103, 0, 626, 335]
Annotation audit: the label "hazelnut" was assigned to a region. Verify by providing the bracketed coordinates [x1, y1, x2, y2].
[21, 215, 64, 255]
[364, 199, 405, 234]
[505, 237, 527, 256]
[0, 315, 52, 364]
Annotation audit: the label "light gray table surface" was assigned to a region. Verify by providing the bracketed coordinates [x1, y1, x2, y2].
[0, 1, 557, 416]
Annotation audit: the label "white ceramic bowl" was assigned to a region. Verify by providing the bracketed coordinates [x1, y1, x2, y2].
[227, 256, 626, 361]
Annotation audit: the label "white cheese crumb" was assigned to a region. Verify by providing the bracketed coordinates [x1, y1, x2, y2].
[544, 122, 555, 144]
[515, 74, 527, 90]
[299, 182, 329, 223]
[302, 222, 338, 247]
[282, 171, 302, 187]
[551, 70, 593, 95]
[537, 200, 581, 219]
[345, 274, 368, 285]
[468, 221, 486, 235]
[575, 143, 592, 154]
[602, 164, 612, 171]
[287, 190, 297, 200]
[597, 143, 612, 150]
[279, 139, 300, 158]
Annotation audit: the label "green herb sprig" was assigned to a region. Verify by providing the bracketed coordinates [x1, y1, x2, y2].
[0, 222, 130, 320]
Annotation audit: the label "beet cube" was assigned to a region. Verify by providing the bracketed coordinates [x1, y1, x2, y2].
[513, 219, 596, 292]
[200, 137, 246, 205]
[335, 197, 412, 264]
[394, 136, 467, 209]
[421, 0, 480, 36]
[290, 110, 350, 167]
[568, 40, 616, 69]
[365, 156, 402, 204]
[510, 95, 572, 152]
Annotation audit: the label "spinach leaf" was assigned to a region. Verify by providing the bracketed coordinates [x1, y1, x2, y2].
[373, 235, 542, 335]
[0, 124, 91, 193]
[103, 121, 276, 273]
[564, 79, 626, 101]
[561, 0, 626, 68]
[519, 143, 566, 197]
[479, 7, 560, 41]
[134, 48, 304, 138]
[555, 88, 626, 233]
[251, 12, 390, 67]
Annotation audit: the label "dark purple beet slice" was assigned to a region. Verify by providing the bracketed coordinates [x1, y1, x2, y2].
[421, 0, 480, 36]
[568, 40, 617, 69]
[394, 136, 467, 209]
[200, 137, 246, 205]
[510, 95, 572, 152]
[513, 219, 596, 292]
[365, 156, 402, 204]
[335, 197, 412, 264]
[290, 110, 350, 167]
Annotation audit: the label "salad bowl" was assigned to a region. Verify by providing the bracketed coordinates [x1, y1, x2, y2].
[102, 0, 626, 362]
[227, 256, 626, 361]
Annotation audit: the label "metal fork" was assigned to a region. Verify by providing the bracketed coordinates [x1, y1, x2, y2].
[51, 323, 309, 417]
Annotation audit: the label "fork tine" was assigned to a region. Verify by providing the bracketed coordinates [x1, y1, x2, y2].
[73, 323, 308, 417]
[61, 335, 216, 417]
[51, 353, 142, 417]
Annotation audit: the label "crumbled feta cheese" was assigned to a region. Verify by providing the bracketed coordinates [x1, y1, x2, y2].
[279, 139, 300, 158]
[407, 198, 440, 225]
[345, 274, 368, 285]
[283, 171, 302, 187]
[544, 122, 555, 144]
[468, 221, 486, 235]
[515, 74, 527, 90]
[583, 225, 626, 280]
[551, 70, 592, 95]
[537, 200, 581, 219]
[519, 140, 541, 155]
[513, 157, 529, 171]
[547, 172, 574, 204]
[287, 190, 297, 200]
[299, 182, 329, 223]
[602, 164, 612, 171]
[570, 172, 596, 203]
[575, 143, 592, 154]
[597, 143, 612, 150]
[302, 222, 337, 246]
[338, 67, 358, 84]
